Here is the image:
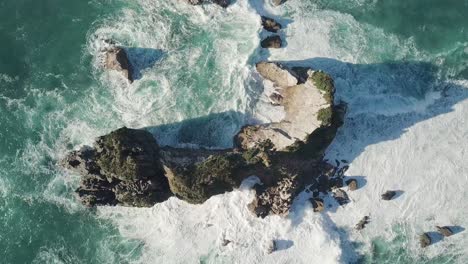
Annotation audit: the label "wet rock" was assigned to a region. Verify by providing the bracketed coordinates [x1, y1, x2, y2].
[261, 16, 282, 33]
[269, 92, 284, 105]
[104, 47, 133, 82]
[310, 198, 324, 212]
[329, 177, 344, 189]
[381, 190, 396, 200]
[420, 233, 432, 248]
[222, 239, 231, 246]
[333, 189, 350, 205]
[272, 0, 286, 5]
[346, 179, 358, 191]
[266, 240, 277, 254]
[436, 226, 454, 237]
[355, 216, 370, 230]
[249, 175, 300, 217]
[213, 0, 230, 7]
[261, 35, 282, 49]
[186, 0, 230, 7]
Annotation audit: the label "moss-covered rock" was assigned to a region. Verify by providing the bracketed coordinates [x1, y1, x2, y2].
[94, 127, 163, 182]
[310, 71, 335, 104]
[317, 107, 333, 126]
[164, 152, 253, 204]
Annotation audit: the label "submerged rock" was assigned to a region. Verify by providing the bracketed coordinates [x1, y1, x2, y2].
[261, 35, 282, 48]
[420, 233, 432, 248]
[104, 47, 133, 82]
[381, 190, 397, 200]
[261, 16, 282, 33]
[355, 216, 370, 230]
[436, 226, 454, 237]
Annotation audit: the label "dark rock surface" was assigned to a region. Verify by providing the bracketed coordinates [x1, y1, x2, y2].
[63, 127, 171, 207]
[261, 16, 282, 33]
[310, 198, 324, 212]
[261, 35, 282, 48]
[381, 190, 397, 200]
[355, 216, 370, 230]
[186, 0, 230, 7]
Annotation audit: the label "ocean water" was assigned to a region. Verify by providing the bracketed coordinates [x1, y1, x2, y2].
[0, 0, 467, 263]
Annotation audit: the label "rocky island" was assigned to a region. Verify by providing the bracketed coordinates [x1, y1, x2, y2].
[63, 60, 348, 217]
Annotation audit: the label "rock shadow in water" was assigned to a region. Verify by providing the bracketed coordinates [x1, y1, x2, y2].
[125, 47, 165, 81]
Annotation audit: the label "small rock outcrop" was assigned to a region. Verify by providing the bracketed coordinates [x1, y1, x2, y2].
[310, 198, 324, 212]
[249, 175, 300, 217]
[333, 189, 350, 205]
[261, 16, 282, 33]
[261, 35, 282, 48]
[381, 190, 397, 200]
[420, 233, 432, 248]
[104, 47, 133, 82]
[436, 226, 454, 237]
[272, 0, 286, 6]
[355, 216, 370, 230]
[186, 0, 230, 7]
[63, 127, 171, 207]
[346, 179, 358, 191]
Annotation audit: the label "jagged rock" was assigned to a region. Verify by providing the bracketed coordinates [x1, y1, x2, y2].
[261, 16, 282, 33]
[63, 127, 171, 207]
[336, 165, 349, 177]
[381, 190, 396, 200]
[346, 179, 358, 191]
[333, 189, 349, 205]
[269, 92, 284, 105]
[187, 0, 202, 4]
[329, 177, 344, 189]
[436, 226, 454, 237]
[249, 175, 300, 217]
[261, 35, 282, 49]
[355, 216, 370, 230]
[310, 198, 324, 212]
[420, 233, 432, 248]
[104, 47, 133, 82]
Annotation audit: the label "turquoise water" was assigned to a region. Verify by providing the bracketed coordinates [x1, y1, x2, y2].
[0, 0, 467, 263]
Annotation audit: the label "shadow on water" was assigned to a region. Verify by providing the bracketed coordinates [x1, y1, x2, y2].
[125, 47, 165, 81]
[143, 110, 255, 149]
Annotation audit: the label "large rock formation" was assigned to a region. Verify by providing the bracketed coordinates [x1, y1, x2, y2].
[63, 127, 171, 207]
